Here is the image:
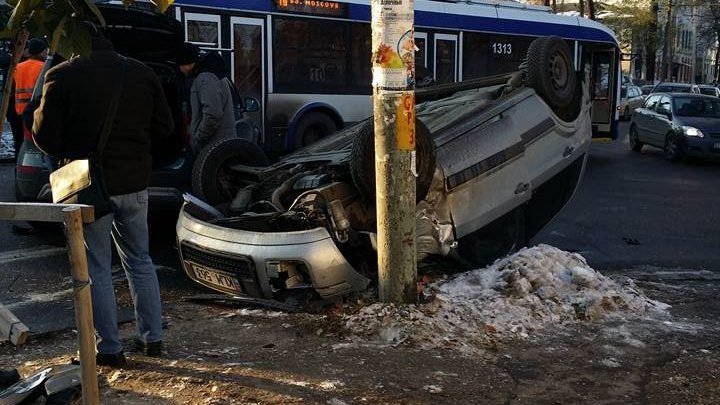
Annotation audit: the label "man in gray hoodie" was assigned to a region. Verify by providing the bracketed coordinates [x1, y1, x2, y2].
[176, 43, 236, 154]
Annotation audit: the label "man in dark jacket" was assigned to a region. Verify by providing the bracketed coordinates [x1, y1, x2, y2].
[32, 32, 174, 367]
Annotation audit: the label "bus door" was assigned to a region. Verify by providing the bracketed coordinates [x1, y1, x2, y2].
[230, 17, 265, 141]
[434, 34, 458, 84]
[589, 49, 618, 139]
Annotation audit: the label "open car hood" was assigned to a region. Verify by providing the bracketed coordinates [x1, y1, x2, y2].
[98, 3, 183, 62]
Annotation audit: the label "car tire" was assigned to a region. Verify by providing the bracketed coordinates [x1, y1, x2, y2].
[294, 111, 338, 149]
[349, 118, 436, 205]
[629, 125, 643, 152]
[664, 132, 684, 162]
[524, 36, 579, 121]
[191, 137, 270, 205]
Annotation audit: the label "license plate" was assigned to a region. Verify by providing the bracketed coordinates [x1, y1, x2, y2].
[189, 263, 242, 294]
[714, 142, 720, 149]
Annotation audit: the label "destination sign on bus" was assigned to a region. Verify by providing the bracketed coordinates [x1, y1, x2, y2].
[274, 0, 347, 17]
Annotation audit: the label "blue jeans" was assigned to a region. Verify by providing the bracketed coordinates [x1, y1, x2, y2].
[83, 189, 162, 355]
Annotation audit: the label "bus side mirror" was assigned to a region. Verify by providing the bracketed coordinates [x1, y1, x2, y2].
[244, 97, 260, 112]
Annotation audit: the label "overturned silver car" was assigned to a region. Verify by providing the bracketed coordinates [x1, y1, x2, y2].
[176, 37, 591, 300]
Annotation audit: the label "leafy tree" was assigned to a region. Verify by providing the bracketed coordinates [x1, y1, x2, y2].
[696, 0, 720, 82]
[602, 0, 658, 80]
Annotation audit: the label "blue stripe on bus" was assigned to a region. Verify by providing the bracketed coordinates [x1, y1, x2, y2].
[348, 5, 614, 43]
[175, 0, 271, 11]
[176, 0, 615, 44]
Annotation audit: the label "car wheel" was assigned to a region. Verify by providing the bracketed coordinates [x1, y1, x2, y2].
[623, 107, 630, 121]
[294, 112, 338, 149]
[350, 118, 436, 205]
[524, 36, 579, 121]
[629, 125, 643, 152]
[191, 137, 270, 205]
[664, 133, 684, 162]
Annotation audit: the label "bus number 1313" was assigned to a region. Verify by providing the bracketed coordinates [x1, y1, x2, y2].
[492, 43, 512, 55]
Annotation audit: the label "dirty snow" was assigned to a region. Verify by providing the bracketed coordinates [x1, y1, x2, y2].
[344, 245, 668, 354]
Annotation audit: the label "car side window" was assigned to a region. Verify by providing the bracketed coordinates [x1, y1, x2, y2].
[658, 96, 671, 113]
[644, 95, 661, 110]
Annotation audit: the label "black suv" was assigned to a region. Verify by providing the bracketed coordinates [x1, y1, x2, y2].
[14, 4, 264, 211]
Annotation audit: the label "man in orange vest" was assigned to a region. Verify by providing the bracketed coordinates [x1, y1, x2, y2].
[13, 38, 47, 154]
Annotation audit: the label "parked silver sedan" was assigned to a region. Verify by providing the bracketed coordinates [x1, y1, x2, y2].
[629, 93, 720, 161]
[618, 84, 645, 121]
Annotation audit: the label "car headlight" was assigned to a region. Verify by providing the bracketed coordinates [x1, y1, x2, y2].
[682, 126, 704, 137]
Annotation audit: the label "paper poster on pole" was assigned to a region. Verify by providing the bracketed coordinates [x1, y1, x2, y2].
[371, 0, 415, 92]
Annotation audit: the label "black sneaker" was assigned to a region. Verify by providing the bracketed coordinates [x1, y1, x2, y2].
[96, 352, 127, 368]
[134, 338, 162, 357]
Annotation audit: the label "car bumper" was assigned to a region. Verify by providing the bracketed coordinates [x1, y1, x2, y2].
[176, 203, 370, 299]
[684, 137, 720, 159]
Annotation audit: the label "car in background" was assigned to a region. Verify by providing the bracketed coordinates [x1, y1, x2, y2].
[641, 84, 655, 95]
[698, 84, 720, 98]
[618, 84, 645, 120]
[14, 4, 264, 211]
[629, 93, 720, 161]
[651, 82, 700, 94]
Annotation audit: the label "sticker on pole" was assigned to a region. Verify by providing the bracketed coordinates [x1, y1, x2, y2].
[396, 92, 415, 150]
[371, 0, 415, 92]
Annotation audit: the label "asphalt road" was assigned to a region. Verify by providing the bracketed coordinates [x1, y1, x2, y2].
[533, 121, 720, 271]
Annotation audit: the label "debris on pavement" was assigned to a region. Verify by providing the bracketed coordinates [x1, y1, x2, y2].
[344, 245, 670, 354]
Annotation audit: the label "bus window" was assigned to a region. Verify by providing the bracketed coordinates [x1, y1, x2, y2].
[273, 17, 348, 93]
[415, 32, 428, 68]
[231, 17, 264, 135]
[589, 49, 617, 138]
[462, 32, 533, 79]
[350, 23, 372, 92]
[185, 13, 220, 48]
[434, 34, 457, 84]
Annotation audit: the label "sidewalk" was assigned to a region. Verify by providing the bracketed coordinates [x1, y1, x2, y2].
[0, 249, 718, 404]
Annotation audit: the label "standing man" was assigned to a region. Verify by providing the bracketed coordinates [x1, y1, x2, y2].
[12, 38, 47, 159]
[32, 27, 174, 367]
[176, 43, 236, 154]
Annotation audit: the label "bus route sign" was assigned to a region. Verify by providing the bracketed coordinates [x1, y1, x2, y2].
[274, 0, 347, 17]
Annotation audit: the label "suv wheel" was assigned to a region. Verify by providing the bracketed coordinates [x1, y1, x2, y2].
[349, 118, 436, 205]
[191, 138, 270, 205]
[524, 36, 580, 121]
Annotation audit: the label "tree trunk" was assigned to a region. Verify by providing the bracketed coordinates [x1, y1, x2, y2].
[588, 0, 596, 20]
[646, 0, 659, 82]
[715, 40, 720, 83]
[660, 0, 673, 81]
[543, 0, 550, 6]
[552, 0, 557, 13]
[579, 0, 585, 17]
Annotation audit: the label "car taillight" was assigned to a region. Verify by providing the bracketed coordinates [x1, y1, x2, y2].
[16, 165, 43, 174]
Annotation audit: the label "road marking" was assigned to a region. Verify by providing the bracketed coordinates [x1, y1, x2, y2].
[0, 245, 66, 264]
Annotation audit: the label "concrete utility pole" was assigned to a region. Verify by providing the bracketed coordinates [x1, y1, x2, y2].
[370, 0, 417, 303]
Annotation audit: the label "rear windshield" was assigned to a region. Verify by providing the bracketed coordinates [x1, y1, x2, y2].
[673, 97, 720, 117]
[655, 85, 692, 93]
[699, 87, 718, 96]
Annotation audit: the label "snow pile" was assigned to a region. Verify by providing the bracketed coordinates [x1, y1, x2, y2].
[344, 245, 668, 354]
